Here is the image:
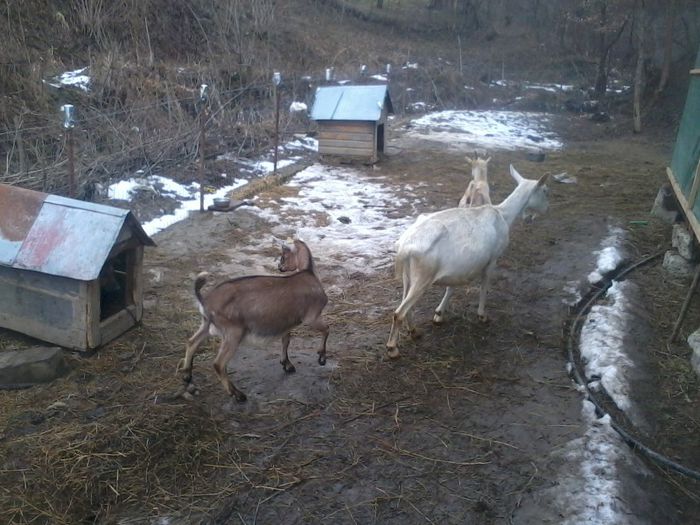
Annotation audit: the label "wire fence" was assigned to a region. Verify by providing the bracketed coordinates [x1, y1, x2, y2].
[0, 79, 319, 198]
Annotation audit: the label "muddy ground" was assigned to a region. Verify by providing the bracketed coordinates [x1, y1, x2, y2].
[1, 113, 700, 524]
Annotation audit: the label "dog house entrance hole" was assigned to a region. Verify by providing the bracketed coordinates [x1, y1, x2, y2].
[100, 251, 132, 320]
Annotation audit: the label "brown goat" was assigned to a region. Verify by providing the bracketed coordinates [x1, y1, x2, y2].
[176, 239, 329, 401]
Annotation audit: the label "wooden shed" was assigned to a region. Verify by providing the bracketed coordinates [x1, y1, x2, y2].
[0, 184, 155, 351]
[310, 84, 394, 163]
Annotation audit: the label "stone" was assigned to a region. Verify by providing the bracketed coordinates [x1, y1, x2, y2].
[662, 250, 697, 279]
[687, 328, 700, 377]
[650, 183, 681, 224]
[0, 346, 71, 387]
[672, 223, 699, 261]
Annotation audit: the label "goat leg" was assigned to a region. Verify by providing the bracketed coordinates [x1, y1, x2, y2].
[433, 287, 455, 325]
[213, 333, 247, 402]
[280, 332, 296, 373]
[177, 320, 210, 383]
[477, 261, 497, 323]
[309, 317, 329, 365]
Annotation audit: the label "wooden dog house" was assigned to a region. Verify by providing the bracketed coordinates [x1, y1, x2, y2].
[0, 184, 155, 351]
[310, 84, 394, 163]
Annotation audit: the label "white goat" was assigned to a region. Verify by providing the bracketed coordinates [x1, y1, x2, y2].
[386, 165, 550, 357]
[459, 156, 492, 207]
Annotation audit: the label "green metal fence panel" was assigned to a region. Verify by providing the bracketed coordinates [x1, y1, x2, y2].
[670, 46, 700, 221]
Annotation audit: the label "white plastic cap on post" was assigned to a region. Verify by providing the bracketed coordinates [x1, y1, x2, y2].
[199, 84, 209, 102]
[272, 71, 282, 86]
[61, 104, 75, 129]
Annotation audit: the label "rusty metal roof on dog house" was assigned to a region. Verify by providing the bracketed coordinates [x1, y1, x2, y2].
[310, 85, 394, 121]
[0, 184, 155, 281]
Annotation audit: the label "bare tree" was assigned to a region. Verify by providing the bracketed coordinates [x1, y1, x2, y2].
[657, 0, 677, 93]
[633, 0, 647, 133]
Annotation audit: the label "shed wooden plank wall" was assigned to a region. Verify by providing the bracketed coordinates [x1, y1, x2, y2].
[318, 121, 376, 159]
[0, 265, 89, 349]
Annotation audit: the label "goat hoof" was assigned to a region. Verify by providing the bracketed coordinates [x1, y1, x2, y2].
[409, 328, 423, 340]
[181, 391, 195, 401]
[186, 383, 197, 394]
[477, 314, 490, 324]
[234, 392, 247, 402]
[432, 315, 444, 325]
[386, 347, 400, 359]
[318, 354, 326, 366]
[283, 362, 296, 374]
[182, 373, 192, 384]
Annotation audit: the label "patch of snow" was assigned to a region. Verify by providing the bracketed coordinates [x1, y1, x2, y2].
[371, 74, 388, 82]
[142, 179, 247, 236]
[253, 163, 418, 275]
[403, 62, 419, 69]
[407, 110, 563, 151]
[547, 401, 637, 525]
[524, 82, 576, 93]
[562, 280, 582, 306]
[46, 67, 90, 92]
[580, 280, 634, 411]
[289, 101, 307, 112]
[283, 137, 318, 152]
[545, 224, 643, 524]
[587, 226, 625, 283]
[107, 172, 247, 236]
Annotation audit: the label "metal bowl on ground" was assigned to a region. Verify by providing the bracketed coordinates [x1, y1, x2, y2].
[213, 197, 230, 208]
[526, 151, 546, 162]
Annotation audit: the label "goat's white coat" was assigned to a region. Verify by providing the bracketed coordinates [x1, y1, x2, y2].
[459, 156, 492, 208]
[386, 165, 550, 353]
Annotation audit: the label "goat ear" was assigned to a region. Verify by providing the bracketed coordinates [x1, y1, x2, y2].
[466, 156, 474, 165]
[536, 173, 550, 187]
[485, 156, 492, 164]
[509, 164, 524, 183]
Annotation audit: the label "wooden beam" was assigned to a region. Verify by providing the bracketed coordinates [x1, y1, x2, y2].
[667, 166, 700, 242]
[691, 69, 700, 75]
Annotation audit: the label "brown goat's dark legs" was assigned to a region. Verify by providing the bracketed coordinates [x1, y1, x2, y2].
[213, 331, 247, 401]
[177, 320, 210, 383]
[280, 332, 296, 373]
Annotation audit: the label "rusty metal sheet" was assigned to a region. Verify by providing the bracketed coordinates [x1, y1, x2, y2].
[14, 202, 128, 281]
[0, 185, 47, 266]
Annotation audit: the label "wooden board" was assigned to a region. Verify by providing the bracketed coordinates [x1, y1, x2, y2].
[668, 166, 700, 242]
[0, 270, 89, 349]
[691, 69, 700, 75]
[319, 146, 375, 157]
[319, 130, 374, 141]
[320, 138, 374, 149]
[318, 121, 374, 133]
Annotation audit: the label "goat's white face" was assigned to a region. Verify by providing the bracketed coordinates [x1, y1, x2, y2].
[522, 178, 550, 221]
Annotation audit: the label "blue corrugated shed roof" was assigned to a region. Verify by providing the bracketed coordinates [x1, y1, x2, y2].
[0, 184, 154, 281]
[310, 84, 393, 121]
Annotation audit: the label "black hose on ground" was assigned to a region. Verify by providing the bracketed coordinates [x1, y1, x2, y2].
[566, 250, 700, 481]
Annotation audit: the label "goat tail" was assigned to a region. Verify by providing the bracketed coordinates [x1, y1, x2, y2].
[194, 272, 210, 304]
